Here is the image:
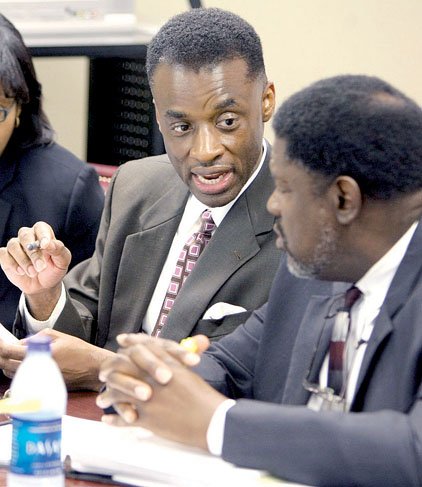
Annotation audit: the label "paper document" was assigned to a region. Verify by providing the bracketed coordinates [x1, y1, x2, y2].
[0, 323, 18, 344]
[0, 416, 308, 486]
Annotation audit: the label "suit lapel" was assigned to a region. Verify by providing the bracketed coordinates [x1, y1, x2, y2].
[108, 184, 189, 338]
[352, 220, 422, 404]
[161, 194, 261, 340]
[281, 284, 347, 405]
[160, 149, 276, 341]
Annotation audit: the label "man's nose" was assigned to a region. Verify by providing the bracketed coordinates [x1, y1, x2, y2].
[266, 190, 280, 216]
[190, 125, 224, 163]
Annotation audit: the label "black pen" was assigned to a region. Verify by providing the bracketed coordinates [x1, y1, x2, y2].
[63, 455, 124, 485]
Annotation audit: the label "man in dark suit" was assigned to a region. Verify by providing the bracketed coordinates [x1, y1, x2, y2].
[97, 75, 422, 486]
[0, 9, 279, 390]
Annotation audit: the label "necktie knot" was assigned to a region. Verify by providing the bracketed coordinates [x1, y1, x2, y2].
[344, 286, 362, 310]
[199, 209, 215, 236]
[326, 285, 362, 398]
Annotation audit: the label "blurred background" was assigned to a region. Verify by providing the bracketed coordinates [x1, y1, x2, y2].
[4, 0, 422, 162]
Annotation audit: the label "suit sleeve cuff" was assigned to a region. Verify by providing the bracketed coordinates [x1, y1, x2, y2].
[18, 283, 66, 334]
[206, 399, 236, 456]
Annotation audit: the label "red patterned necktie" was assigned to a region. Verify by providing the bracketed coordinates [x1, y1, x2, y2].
[152, 210, 216, 336]
[327, 286, 362, 395]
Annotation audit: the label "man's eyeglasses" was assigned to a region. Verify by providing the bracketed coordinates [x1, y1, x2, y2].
[0, 102, 15, 123]
[303, 378, 347, 412]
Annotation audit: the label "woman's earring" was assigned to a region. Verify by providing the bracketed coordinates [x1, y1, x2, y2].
[15, 116, 20, 128]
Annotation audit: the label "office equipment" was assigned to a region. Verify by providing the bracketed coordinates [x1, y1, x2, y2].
[0, 0, 163, 166]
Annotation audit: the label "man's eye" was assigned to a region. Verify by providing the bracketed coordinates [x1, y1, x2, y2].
[173, 123, 190, 133]
[217, 116, 237, 129]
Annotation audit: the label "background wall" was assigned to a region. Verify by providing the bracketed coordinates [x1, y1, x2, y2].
[33, 0, 422, 160]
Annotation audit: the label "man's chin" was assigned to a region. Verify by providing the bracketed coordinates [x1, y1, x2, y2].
[191, 187, 239, 208]
[286, 255, 316, 280]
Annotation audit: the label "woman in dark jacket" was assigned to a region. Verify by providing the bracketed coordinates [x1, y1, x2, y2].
[0, 14, 104, 329]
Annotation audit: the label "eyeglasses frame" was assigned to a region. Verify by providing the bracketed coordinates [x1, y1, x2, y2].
[0, 101, 16, 123]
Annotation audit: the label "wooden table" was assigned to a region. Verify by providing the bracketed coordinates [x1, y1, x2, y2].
[0, 379, 105, 486]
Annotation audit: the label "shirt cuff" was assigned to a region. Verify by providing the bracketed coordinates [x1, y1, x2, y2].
[18, 283, 67, 334]
[206, 399, 236, 456]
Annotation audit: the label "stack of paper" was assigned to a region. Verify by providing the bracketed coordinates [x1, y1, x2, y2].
[62, 416, 265, 486]
[0, 415, 305, 486]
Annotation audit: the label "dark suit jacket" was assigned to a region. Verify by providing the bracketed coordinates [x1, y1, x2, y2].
[196, 220, 422, 487]
[29, 150, 280, 350]
[0, 142, 104, 329]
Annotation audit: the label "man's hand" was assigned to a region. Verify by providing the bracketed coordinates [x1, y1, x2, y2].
[98, 335, 225, 450]
[1, 329, 114, 391]
[39, 329, 114, 391]
[0, 222, 71, 319]
[103, 333, 210, 385]
[0, 338, 26, 378]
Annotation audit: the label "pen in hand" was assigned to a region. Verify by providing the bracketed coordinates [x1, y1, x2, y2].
[26, 240, 41, 251]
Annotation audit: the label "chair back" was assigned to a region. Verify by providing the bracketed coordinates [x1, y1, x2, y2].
[89, 163, 118, 193]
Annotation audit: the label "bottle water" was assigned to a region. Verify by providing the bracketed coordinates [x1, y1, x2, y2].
[8, 335, 67, 487]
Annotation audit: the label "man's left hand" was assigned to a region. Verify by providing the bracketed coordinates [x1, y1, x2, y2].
[97, 339, 226, 450]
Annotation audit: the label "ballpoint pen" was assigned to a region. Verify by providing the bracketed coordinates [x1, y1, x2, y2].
[26, 240, 41, 251]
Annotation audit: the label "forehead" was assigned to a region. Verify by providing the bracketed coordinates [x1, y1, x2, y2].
[271, 138, 316, 185]
[151, 59, 263, 115]
[270, 138, 292, 176]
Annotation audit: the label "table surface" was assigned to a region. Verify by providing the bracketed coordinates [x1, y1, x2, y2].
[0, 380, 104, 486]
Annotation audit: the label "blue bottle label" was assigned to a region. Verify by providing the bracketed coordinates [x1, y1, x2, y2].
[10, 417, 62, 476]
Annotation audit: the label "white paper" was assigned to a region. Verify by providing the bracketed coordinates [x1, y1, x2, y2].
[0, 323, 18, 344]
[0, 416, 306, 486]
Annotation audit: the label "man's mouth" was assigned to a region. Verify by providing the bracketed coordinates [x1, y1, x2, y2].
[196, 173, 226, 185]
[191, 168, 234, 195]
[273, 221, 286, 249]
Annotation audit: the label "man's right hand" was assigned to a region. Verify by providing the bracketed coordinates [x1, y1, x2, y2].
[0, 222, 71, 319]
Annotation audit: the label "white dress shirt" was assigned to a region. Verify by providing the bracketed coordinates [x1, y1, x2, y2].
[208, 221, 418, 455]
[20, 141, 268, 335]
[142, 140, 267, 334]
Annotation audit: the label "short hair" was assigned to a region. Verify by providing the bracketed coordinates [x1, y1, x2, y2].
[146, 8, 266, 84]
[0, 14, 53, 149]
[273, 75, 422, 199]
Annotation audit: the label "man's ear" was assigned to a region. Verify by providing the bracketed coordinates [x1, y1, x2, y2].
[329, 176, 362, 224]
[262, 81, 275, 122]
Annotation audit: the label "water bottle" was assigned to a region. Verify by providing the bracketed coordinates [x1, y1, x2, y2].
[8, 335, 67, 487]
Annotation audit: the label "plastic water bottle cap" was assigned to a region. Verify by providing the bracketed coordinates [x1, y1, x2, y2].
[27, 335, 52, 352]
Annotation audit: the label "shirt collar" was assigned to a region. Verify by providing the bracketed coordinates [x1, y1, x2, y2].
[355, 221, 418, 305]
